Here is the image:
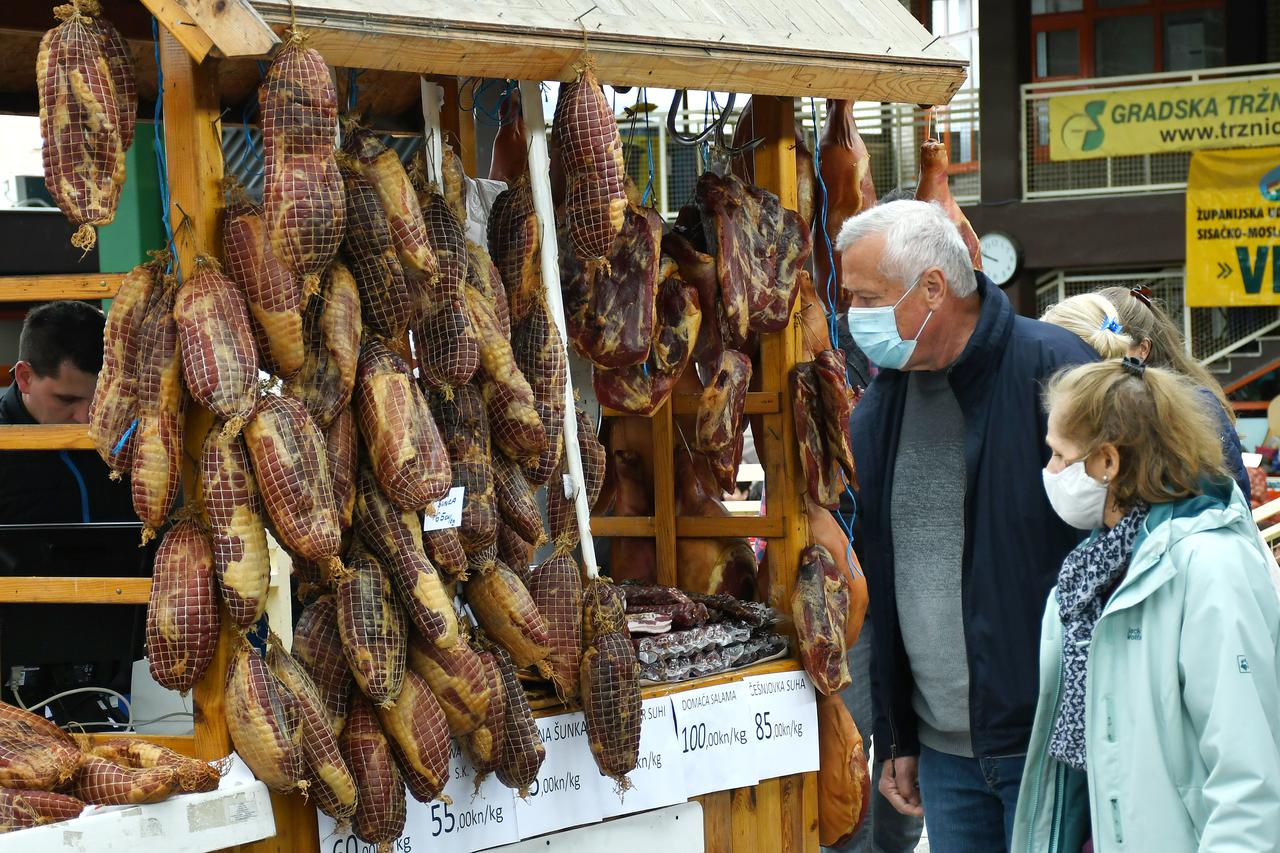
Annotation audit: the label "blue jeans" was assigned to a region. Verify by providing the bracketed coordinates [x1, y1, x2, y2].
[917, 745, 1026, 853]
[829, 620, 924, 853]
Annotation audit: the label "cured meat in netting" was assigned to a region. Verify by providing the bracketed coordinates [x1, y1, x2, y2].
[336, 546, 408, 706]
[355, 339, 451, 511]
[267, 636, 357, 819]
[407, 629, 490, 738]
[342, 693, 406, 846]
[487, 175, 542, 324]
[493, 645, 545, 797]
[561, 203, 661, 369]
[175, 257, 259, 437]
[492, 452, 545, 547]
[580, 580, 641, 791]
[200, 431, 270, 629]
[594, 261, 702, 416]
[547, 406, 607, 549]
[466, 282, 547, 465]
[0, 789, 84, 831]
[423, 528, 468, 581]
[223, 194, 306, 378]
[461, 649, 507, 784]
[528, 552, 584, 702]
[414, 188, 477, 389]
[145, 519, 218, 694]
[260, 40, 344, 287]
[37, 3, 124, 250]
[243, 392, 342, 567]
[376, 669, 451, 804]
[82, 7, 135, 153]
[339, 160, 413, 339]
[428, 384, 497, 552]
[465, 560, 553, 672]
[131, 281, 184, 541]
[70, 758, 179, 806]
[467, 241, 512, 338]
[353, 464, 459, 649]
[293, 594, 352, 733]
[511, 297, 566, 485]
[496, 521, 534, 582]
[345, 128, 436, 279]
[90, 255, 158, 475]
[286, 260, 362, 429]
[552, 67, 626, 261]
[325, 405, 359, 535]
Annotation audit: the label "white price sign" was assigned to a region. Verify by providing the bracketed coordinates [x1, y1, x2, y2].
[514, 712, 608, 838]
[601, 697, 688, 818]
[421, 739, 520, 852]
[743, 671, 821, 780]
[317, 798, 415, 853]
[423, 487, 465, 531]
[672, 681, 760, 797]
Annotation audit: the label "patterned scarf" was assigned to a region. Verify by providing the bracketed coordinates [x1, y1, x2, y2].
[1048, 503, 1149, 771]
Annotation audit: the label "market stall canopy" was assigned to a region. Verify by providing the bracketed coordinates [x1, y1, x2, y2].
[247, 0, 966, 105]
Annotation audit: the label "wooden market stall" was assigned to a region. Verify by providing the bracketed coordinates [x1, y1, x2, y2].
[0, 1, 965, 850]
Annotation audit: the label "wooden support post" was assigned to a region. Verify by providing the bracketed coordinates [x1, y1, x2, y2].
[439, 78, 478, 176]
[158, 28, 315, 853]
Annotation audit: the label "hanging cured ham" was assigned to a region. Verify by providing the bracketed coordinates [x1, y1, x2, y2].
[814, 99, 877, 312]
[730, 97, 816, 228]
[489, 86, 529, 186]
[916, 139, 982, 271]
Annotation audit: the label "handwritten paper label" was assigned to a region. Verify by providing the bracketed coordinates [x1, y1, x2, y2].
[743, 671, 821, 780]
[601, 696, 688, 818]
[514, 712, 607, 838]
[672, 682, 760, 797]
[423, 486, 465, 531]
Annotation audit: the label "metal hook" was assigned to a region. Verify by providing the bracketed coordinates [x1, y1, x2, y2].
[667, 90, 716, 146]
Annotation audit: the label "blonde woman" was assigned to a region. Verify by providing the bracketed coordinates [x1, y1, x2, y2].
[1012, 359, 1280, 852]
[1100, 284, 1250, 500]
[1040, 293, 1131, 360]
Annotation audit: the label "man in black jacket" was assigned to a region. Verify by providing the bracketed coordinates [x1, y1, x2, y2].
[0, 301, 134, 524]
[839, 201, 1095, 851]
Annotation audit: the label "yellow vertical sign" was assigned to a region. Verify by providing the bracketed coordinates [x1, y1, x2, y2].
[1186, 146, 1280, 307]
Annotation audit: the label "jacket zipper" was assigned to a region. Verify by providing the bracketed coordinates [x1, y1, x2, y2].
[1048, 762, 1066, 853]
[1025, 654, 1066, 852]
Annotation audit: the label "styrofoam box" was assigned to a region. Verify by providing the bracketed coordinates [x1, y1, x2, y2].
[0, 755, 275, 852]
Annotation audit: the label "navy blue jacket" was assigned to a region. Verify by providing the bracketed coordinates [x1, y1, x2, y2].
[850, 272, 1097, 759]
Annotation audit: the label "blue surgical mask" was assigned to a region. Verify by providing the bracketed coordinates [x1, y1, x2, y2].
[846, 277, 933, 370]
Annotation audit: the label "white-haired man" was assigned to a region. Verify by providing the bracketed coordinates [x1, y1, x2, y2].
[840, 200, 1095, 851]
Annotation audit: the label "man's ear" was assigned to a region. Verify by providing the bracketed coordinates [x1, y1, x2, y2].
[921, 267, 949, 309]
[12, 361, 33, 394]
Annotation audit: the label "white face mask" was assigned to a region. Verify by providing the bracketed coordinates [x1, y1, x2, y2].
[1042, 459, 1109, 530]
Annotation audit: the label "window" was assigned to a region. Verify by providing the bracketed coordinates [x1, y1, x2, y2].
[1031, 0, 1225, 81]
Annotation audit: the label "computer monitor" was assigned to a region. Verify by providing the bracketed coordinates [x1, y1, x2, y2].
[0, 521, 156, 730]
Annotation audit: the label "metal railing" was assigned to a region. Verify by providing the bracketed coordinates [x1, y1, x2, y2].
[1021, 62, 1280, 200]
[1035, 267, 1280, 370]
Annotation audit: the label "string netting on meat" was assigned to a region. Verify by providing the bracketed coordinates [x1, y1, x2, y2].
[492, 453, 546, 547]
[39, 5, 123, 250]
[259, 42, 337, 161]
[486, 177, 541, 325]
[582, 581, 641, 792]
[422, 191, 467, 307]
[85, 10, 137, 152]
[73, 758, 177, 806]
[512, 299, 566, 485]
[264, 154, 345, 285]
[247, 393, 340, 566]
[423, 527, 468, 580]
[325, 405, 359, 533]
[496, 522, 533, 584]
[553, 69, 626, 261]
[179, 258, 259, 437]
[467, 242, 512, 337]
[528, 553, 584, 702]
[386, 672, 452, 804]
[547, 407, 606, 549]
[344, 693, 407, 844]
[493, 645, 545, 796]
[340, 162, 412, 339]
[293, 594, 352, 730]
[427, 382, 496, 553]
[200, 432, 269, 629]
[462, 649, 507, 784]
[145, 520, 218, 694]
[338, 550, 407, 706]
[288, 267, 358, 429]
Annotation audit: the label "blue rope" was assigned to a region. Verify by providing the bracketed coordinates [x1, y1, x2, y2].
[642, 87, 656, 206]
[346, 68, 363, 113]
[151, 17, 175, 278]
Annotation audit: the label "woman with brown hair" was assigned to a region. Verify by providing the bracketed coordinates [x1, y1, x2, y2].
[1099, 284, 1250, 500]
[1012, 358, 1280, 852]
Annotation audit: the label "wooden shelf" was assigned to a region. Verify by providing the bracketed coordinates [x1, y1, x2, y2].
[0, 424, 94, 450]
[0, 577, 151, 605]
[0, 273, 125, 303]
[602, 392, 781, 419]
[591, 515, 785, 538]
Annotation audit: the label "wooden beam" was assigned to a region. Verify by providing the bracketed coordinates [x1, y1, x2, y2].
[0, 577, 151, 604]
[700, 790, 734, 853]
[438, 78, 477, 176]
[652, 398, 677, 587]
[139, 0, 215, 63]
[603, 392, 781, 419]
[83, 733, 199, 756]
[590, 515, 786, 538]
[252, 20, 966, 105]
[0, 425, 93, 450]
[0, 273, 124, 302]
[175, 0, 278, 58]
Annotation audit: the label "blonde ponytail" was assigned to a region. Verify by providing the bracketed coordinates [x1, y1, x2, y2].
[1041, 293, 1132, 359]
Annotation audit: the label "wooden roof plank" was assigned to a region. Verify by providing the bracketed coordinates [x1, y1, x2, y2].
[138, 0, 214, 63]
[179, 0, 279, 58]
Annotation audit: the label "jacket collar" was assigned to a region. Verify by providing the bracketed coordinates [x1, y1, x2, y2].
[0, 382, 35, 426]
[1103, 479, 1250, 614]
[947, 271, 1014, 384]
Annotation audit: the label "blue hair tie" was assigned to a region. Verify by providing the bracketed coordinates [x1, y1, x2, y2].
[1101, 317, 1123, 334]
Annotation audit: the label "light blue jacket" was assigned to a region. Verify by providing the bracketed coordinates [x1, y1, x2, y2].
[1012, 484, 1280, 852]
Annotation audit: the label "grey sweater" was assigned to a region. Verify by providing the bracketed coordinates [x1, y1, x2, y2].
[890, 370, 973, 757]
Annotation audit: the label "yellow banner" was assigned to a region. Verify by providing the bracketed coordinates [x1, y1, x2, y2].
[1048, 77, 1280, 161]
[1186, 146, 1280, 307]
